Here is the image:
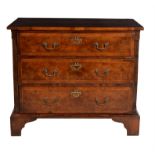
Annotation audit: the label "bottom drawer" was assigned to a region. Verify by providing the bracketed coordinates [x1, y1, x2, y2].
[20, 86, 134, 114]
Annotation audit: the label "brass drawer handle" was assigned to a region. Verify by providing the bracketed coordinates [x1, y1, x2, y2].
[95, 68, 110, 77]
[70, 62, 82, 71]
[71, 90, 82, 98]
[42, 68, 58, 77]
[42, 98, 60, 105]
[95, 96, 109, 105]
[42, 42, 60, 50]
[94, 42, 109, 51]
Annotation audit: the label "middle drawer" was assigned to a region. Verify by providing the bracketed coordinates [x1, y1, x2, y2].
[20, 58, 135, 84]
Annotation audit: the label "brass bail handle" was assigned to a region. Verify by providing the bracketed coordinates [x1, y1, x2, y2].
[94, 42, 109, 51]
[95, 96, 109, 105]
[95, 68, 110, 77]
[42, 42, 60, 50]
[42, 97, 60, 105]
[42, 68, 58, 77]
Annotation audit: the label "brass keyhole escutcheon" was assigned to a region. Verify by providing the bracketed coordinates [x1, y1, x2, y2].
[71, 90, 82, 98]
[70, 62, 82, 71]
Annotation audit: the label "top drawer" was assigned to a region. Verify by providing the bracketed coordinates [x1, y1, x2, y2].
[19, 32, 135, 57]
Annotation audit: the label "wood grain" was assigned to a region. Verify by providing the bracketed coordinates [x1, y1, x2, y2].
[20, 86, 134, 114]
[20, 58, 135, 84]
[19, 32, 135, 57]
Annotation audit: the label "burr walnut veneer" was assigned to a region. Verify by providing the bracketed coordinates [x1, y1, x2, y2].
[7, 18, 143, 136]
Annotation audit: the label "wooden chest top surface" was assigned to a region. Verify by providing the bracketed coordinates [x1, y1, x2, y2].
[7, 18, 144, 30]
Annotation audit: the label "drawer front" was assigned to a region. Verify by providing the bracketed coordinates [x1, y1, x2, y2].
[20, 86, 134, 113]
[19, 32, 134, 57]
[20, 59, 135, 84]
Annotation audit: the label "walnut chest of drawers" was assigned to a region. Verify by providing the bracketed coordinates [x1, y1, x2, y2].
[7, 18, 143, 136]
